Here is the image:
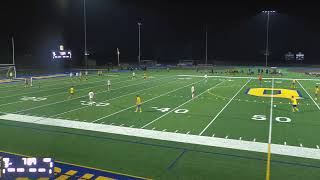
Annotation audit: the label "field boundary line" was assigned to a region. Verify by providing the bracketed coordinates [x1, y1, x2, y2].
[198, 78, 252, 135]
[91, 80, 204, 123]
[42, 78, 178, 119]
[297, 80, 320, 110]
[141, 80, 225, 128]
[2, 113, 320, 160]
[178, 75, 320, 81]
[14, 76, 172, 113]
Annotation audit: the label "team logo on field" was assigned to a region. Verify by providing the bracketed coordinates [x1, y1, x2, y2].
[245, 88, 302, 99]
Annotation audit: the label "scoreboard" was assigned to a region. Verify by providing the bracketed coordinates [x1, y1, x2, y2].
[52, 50, 72, 60]
[0, 156, 54, 179]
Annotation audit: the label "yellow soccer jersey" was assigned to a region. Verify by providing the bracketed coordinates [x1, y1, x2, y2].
[136, 97, 141, 105]
[69, 87, 75, 94]
[291, 97, 297, 105]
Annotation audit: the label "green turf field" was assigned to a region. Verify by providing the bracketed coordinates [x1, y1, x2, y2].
[1, 68, 320, 179]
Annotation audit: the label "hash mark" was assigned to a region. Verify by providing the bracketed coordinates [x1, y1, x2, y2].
[239, 137, 242, 140]
[174, 130, 179, 133]
[162, 129, 167, 132]
[152, 127, 155, 130]
[130, 125, 134, 128]
[284, 142, 287, 145]
[212, 134, 215, 137]
[120, 124, 124, 127]
[225, 136, 228, 139]
[300, 144, 303, 147]
[317, 145, 319, 149]
[110, 123, 114, 125]
[253, 138, 256, 142]
[186, 131, 190, 135]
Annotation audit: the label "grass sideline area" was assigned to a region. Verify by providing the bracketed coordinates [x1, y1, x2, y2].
[1, 68, 320, 179]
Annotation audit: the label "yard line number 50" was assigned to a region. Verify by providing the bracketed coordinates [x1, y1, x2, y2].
[252, 115, 291, 123]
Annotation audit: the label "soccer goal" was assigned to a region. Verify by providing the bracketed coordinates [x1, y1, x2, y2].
[0, 65, 16, 80]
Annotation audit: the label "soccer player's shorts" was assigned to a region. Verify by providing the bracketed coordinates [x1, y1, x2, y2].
[292, 105, 297, 107]
[70, 92, 74, 95]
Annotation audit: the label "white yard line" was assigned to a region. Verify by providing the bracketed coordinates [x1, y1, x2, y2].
[178, 74, 320, 81]
[2, 113, 320, 160]
[47, 78, 176, 119]
[0, 75, 124, 93]
[198, 78, 252, 135]
[13, 76, 172, 113]
[0, 76, 142, 107]
[297, 80, 320, 110]
[0, 76, 127, 99]
[91, 80, 204, 123]
[268, 79, 274, 144]
[141, 80, 224, 128]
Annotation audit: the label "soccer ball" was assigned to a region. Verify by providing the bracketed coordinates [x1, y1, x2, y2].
[274, 105, 277, 108]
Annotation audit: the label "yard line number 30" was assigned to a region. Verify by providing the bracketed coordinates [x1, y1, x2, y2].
[252, 115, 291, 123]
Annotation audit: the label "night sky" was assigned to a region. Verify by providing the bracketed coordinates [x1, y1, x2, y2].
[1, 0, 320, 66]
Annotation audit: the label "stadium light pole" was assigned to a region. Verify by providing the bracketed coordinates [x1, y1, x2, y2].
[205, 24, 208, 65]
[84, 0, 88, 69]
[12, 36, 16, 78]
[138, 22, 142, 64]
[262, 10, 276, 67]
[11, 37, 15, 65]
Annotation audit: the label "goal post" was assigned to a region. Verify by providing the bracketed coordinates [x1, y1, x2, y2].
[0, 64, 16, 80]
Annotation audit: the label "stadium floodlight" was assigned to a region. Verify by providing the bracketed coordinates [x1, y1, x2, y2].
[117, 48, 120, 66]
[138, 22, 142, 64]
[262, 10, 276, 67]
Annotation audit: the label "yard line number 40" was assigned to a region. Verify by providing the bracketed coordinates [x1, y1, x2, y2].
[252, 115, 291, 123]
[151, 107, 189, 114]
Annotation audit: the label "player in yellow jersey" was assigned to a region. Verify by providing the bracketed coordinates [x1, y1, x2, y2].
[143, 72, 147, 80]
[68, 86, 75, 99]
[135, 95, 142, 112]
[291, 79, 297, 89]
[290, 96, 299, 112]
[315, 85, 319, 101]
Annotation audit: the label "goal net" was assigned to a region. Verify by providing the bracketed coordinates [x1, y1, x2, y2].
[0, 65, 16, 80]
